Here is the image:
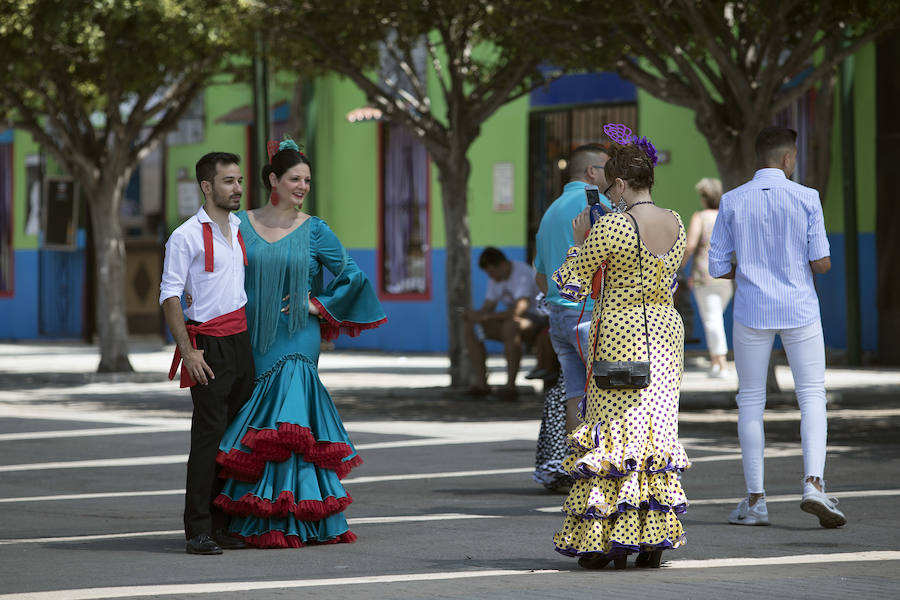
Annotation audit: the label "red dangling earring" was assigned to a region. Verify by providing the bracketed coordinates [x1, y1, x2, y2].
[270, 190, 279, 206]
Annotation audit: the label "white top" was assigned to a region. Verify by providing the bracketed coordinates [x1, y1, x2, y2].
[159, 206, 247, 323]
[708, 168, 830, 329]
[485, 260, 541, 315]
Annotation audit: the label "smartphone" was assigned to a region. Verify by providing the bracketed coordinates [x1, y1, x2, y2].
[585, 185, 604, 226]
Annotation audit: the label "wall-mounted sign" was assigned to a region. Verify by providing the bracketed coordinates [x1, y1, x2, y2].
[177, 180, 202, 218]
[492, 162, 514, 213]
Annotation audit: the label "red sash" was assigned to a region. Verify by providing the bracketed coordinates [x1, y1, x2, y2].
[169, 306, 248, 388]
[202, 222, 248, 272]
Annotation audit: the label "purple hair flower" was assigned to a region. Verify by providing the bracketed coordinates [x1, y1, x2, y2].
[632, 135, 658, 167]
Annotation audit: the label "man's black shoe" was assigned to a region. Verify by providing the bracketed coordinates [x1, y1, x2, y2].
[186, 533, 223, 555]
[213, 530, 248, 550]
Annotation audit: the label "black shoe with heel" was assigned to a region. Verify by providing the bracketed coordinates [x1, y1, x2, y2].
[578, 553, 611, 570]
[613, 556, 627, 569]
[636, 549, 663, 568]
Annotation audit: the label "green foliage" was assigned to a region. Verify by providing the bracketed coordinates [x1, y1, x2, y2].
[255, 0, 619, 151]
[0, 0, 249, 166]
[557, 0, 900, 117]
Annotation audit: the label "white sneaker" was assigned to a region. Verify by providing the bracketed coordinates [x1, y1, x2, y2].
[708, 364, 728, 379]
[728, 497, 770, 525]
[800, 481, 847, 528]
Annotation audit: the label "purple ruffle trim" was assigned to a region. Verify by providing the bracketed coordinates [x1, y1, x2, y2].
[581, 498, 688, 519]
[559, 282, 582, 302]
[555, 537, 682, 558]
[571, 456, 683, 480]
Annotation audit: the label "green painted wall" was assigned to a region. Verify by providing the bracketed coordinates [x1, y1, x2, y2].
[637, 90, 718, 224]
[466, 95, 530, 248]
[12, 130, 40, 250]
[640, 41, 876, 236]
[310, 75, 379, 248]
[164, 80, 251, 231]
[312, 71, 531, 251]
[163, 75, 296, 233]
[823, 42, 876, 234]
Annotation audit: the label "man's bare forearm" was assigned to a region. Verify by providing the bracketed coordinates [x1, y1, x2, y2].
[162, 297, 193, 353]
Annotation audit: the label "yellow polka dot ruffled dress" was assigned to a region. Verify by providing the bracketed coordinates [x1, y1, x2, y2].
[551, 211, 690, 560]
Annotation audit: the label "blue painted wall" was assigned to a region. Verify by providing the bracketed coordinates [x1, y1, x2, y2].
[0, 246, 87, 340]
[530, 71, 637, 107]
[0, 250, 39, 338]
[333, 246, 527, 352]
[682, 232, 876, 355]
[817, 233, 877, 351]
[338, 233, 877, 355]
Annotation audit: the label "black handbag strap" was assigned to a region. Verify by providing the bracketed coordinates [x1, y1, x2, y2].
[590, 213, 652, 364]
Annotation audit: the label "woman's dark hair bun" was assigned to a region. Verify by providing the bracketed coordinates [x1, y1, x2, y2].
[604, 143, 655, 192]
[261, 147, 311, 191]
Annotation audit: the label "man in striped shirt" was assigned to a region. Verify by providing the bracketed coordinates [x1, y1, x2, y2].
[709, 126, 846, 529]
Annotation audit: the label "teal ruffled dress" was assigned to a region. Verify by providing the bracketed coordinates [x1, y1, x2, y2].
[214, 213, 386, 548]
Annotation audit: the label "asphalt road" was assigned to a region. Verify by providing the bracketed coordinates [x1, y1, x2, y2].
[1, 344, 899, 599]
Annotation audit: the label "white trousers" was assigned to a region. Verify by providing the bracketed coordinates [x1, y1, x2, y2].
[692, 283, 732, 356]
[733, 319, 827, 495]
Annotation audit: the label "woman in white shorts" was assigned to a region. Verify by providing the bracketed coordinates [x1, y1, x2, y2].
[683, 178, 733, 378]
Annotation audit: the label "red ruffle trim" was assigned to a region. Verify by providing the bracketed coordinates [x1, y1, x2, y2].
[216, 422, 361, 482]
[311, 297, 387, 342]
[240, 530, 357, 549]
[214, 490, 353, 520]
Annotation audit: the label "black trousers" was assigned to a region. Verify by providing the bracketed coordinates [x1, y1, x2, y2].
[183, 329, 254, 539]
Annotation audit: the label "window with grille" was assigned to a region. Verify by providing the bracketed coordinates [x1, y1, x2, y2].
[527, 103, 638, 263]
[379, 122, 430, 299]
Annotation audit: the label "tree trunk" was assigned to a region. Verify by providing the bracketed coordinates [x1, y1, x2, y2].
[807, 72, 838, 206]
[876, 30, 900, 364]
[698, 117, 759, 193]
[88, 178, 134, 373]
[434, 153, 473, 388]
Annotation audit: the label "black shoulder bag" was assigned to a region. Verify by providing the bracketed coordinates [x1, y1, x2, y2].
[590, 213, 651, 389]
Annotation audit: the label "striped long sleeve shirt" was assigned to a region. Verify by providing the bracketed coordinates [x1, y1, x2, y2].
[708, 168, 830, 329]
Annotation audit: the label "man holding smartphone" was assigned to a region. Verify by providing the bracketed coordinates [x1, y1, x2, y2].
[533, 143, 612, 492]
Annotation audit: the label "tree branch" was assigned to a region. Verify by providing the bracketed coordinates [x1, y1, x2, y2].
[636, 15, 723, 113]
[770, 22, 894, 115]
[131, 79, 205, 164]
[676, 0, 752, 110]
[614, 58, 697, 109]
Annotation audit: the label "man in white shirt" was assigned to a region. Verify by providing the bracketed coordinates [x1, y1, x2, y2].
[463, 247, 551, 401]
[709, 126, 846, 529]
[159, 152, 255, 554]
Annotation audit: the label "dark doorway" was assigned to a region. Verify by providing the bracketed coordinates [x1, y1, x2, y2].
[526, 103, 637, 263]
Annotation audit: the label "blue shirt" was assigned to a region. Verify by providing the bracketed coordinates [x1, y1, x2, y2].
[535, 181, 613, 310]
[708, 168, 830, 329]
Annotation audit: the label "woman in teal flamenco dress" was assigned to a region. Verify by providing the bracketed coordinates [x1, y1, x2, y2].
[213, 139, 386, 548]
[551, 130, 689, 569]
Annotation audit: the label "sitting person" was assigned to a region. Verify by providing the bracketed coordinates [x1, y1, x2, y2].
[464, 247, 552, 401]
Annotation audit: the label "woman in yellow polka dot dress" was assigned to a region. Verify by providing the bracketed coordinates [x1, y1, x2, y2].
[552, 129, 689, 569]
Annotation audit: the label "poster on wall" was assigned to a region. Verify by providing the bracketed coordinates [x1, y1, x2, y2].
[24, 154, 43, 236]
[177, 181, 202, 217]
[42, 177, 79, 249]
[492, 162, 514, 212]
